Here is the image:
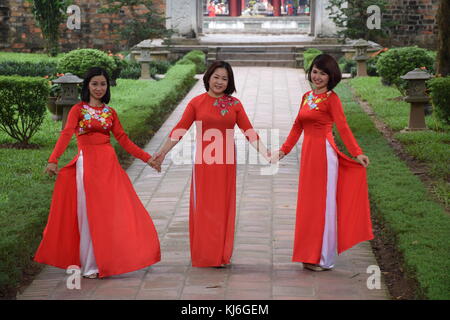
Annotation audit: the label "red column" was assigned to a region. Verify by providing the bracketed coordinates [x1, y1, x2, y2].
[273, 0, 281, 16]
[229, 0, 238, 17]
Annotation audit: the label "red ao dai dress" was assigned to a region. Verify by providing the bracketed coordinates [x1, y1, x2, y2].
[280, 90, 373, 268]
[169, 93, 259, 267]
[34, 102, 161, 277]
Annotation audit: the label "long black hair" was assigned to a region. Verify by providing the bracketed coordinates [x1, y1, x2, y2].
[203, 60, 236, 95]
[80, 67, 111, 104]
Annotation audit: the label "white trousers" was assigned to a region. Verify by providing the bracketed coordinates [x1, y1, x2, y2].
[319, 140, 338, 269]
[76, 151, 99, 276]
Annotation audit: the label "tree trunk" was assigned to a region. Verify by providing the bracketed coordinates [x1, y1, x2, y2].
[437, 0, 450, 76]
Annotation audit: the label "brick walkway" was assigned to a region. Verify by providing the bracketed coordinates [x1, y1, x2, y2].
[17, 67, 389, 300]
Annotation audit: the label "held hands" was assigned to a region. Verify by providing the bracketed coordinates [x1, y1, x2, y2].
[269, 150, 285, 164]
[356, 154, 370, 168]
[45, 163, 58, 177]
[147, 151, 166, 173]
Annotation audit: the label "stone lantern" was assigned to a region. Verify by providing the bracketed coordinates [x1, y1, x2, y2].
[138, 47, 153, 80]
[353, 39, 370, 77]
[52, 73, 83, 130]
[400, 68, 432, 131]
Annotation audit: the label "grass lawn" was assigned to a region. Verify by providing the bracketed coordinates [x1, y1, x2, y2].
[349, 77, 450, 208]
[334, 81, 450, 300]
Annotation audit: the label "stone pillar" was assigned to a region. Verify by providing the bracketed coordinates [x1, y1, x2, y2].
[313, 0, 338, 37]
[166, 0, 200, 37]
[273, 0, 281, 16]
[309, 0, 316, 36]
[230, 0, 239, 17]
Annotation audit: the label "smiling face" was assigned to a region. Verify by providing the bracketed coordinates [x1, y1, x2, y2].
[310, 65, 330, 93]
[88, 75, 108, 102]
[208, 67, 229, 97]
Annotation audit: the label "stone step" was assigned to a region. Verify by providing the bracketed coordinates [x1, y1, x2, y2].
[218, 52, 297, 61]
[213, 46, 296, 52]
[226, 60, 296, 67]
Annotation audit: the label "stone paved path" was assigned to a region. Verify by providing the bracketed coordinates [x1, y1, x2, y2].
[17, 67, 389, 300]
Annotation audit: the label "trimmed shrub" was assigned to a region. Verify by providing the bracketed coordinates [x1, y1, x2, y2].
[176, 50, 206, 74]
[0, 61, 57, 77]
[376, 47, 435, 94]
[57, 49, 117, 78]
[0, 76, 50, 145]
[303, 48, 323, 72]
[427, 76, 450, 125]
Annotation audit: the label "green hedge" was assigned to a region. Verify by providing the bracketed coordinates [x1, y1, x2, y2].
[176, 50, 206, 74]
[427, 76, 450, 126]
[0, 76, 50, 144]
[0, 61, 58, 77]
[303, 48, 323, 72]
[0, 53, 197, 299]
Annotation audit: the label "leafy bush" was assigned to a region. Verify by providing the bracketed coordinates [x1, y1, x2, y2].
[151, 60, 172, 74]
[0, 76, 50, 145]
[119, 60, 141, 79]
[0, 61, 57, 77]
[117, 60, 173, 79]
[57, 49, 117, 78]
[427, 76, 450, 125]
[303, 48, 323, 72]
[376, 47, 435, 94]
[339, 56, 379, 77]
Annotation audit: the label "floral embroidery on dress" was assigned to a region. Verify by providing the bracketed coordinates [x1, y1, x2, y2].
[303, 91, 332, 111]
[213, 95, 239, 116]
[78, 104, 113, 134]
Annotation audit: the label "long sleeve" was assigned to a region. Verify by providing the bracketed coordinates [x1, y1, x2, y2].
[48, 104, 80, 164]
[236, 102, 259, 142]
[328, 93, 363, 157]
[280, 111, 304, 155]
[169, 102, 196, 141]
[111, 108, 151, 163]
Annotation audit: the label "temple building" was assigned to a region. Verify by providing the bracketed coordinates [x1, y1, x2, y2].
[0, 0, 439, 53]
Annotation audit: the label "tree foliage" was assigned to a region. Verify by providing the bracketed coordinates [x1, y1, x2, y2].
[27, 0, 71, 56]
[326, 0, 395, 41]
[100, 0, 173, 48]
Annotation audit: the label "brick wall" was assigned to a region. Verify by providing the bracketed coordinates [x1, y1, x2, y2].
[2, 0, 166, 53]
[381, 0, 439, 49]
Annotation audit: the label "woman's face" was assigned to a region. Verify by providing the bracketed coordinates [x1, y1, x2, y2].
[208, 67, 229, 97]
[88, 75, 108, 101]
[311, 65, 330, 92]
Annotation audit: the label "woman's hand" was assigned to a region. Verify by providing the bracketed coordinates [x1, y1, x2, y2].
[45, 163, 58, 177]
[148, 151, 166, 173]
[356, 154, 370, 168]
[270, 150, 285, 164]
